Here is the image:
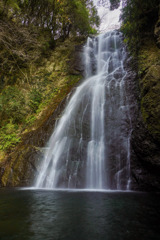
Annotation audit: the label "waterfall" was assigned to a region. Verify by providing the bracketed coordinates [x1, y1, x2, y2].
[35, 0, 132, 190]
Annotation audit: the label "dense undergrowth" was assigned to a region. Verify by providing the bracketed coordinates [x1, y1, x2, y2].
[0, 0, 99, 159]
[0, 37, 84, 158]
[121, 0, 159, 55]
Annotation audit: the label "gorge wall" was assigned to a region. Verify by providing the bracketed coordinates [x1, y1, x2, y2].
[0, 1, 160, 191]
[130, 12, 160, 191]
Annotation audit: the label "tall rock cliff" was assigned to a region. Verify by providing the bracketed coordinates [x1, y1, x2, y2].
[130, 9, 160, 191]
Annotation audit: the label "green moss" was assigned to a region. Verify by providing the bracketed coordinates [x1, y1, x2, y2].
[0, 122, 21, 151]
[0, 86, 27, 124]
[1, 146, 25, 186]
[1, 167, 11, 186]
[138, 39, 160, 142]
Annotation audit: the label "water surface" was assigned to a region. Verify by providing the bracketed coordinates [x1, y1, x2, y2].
[0, 189, 160, 240]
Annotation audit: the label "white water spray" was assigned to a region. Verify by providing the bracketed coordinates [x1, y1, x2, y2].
[35, 0, 132, 190]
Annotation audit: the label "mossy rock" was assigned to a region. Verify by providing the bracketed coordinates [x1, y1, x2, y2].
[140, 65, 160, 141]
[138, 39, 160, 142]
[1, 145, 42, 187]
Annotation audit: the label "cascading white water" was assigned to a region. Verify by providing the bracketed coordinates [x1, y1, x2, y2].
[35, 0, 132, 190]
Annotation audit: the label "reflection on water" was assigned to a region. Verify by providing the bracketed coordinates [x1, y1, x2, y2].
[0, 189, 160, 240]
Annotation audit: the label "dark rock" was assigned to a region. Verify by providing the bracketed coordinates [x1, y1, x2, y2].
[122, 48, 160, 191]
[154, 7, 160, 48]
[68, 44, 85, 76]
[131, 117, 160, 191]
[110, 0, 120, 10]
[126, 40, 160, 191]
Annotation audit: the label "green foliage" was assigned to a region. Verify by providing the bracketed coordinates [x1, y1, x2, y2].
[29, 88, 43, 113]
[0, 122, 21, 151]
[0, 18, 43, 78]
[0, 86, 26, 124]
[0, 0, 99, 80]
[121, 0, 159, 55]
[0, 0, 20, 17]
[0, 0, 99, 39]
[0, 1, 90, 155]
[17, 0, 99, 38]
[69, 0, 99, 35]
[24, 115, 36, 126]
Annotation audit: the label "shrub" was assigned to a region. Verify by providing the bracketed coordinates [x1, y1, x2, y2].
[0, 86, 26, 124]
[121, 0, 159, 55]
[29, 88, 42, 113]
[0, 122, 21, 151]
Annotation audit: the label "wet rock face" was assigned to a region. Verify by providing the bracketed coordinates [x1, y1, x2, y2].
[3, 146, 43, 187]
[109, 0, 120, 10]
[131, 118, 160, 191]
[122, 50, 160, 192]
[128, 40, 160, 191]
[68, 44, 85, 76]
[140, 65, 160, 142]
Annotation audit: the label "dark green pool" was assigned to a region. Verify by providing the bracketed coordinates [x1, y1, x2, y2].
[0, 189, 160, 240]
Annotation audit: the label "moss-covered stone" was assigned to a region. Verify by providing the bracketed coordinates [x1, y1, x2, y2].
[138, 39, 160, 142]
[130, 36, 160, 191]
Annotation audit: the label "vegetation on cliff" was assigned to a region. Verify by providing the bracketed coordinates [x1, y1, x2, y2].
[121, 0, 160, 142]
[138, 40, 160, 142]
[120, 0, 160, 190]
[121, 0, 159, 54]
[0, 0, 99, 159]
[0, 0, 99, 80]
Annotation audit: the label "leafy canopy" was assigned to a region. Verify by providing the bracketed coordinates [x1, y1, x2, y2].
[121, 0, 159, 54]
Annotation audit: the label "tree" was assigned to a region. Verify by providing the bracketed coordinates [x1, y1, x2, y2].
[121, 0, 159, 54]
[17, 0, 99, 39]
[0, 0, 99, 79]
